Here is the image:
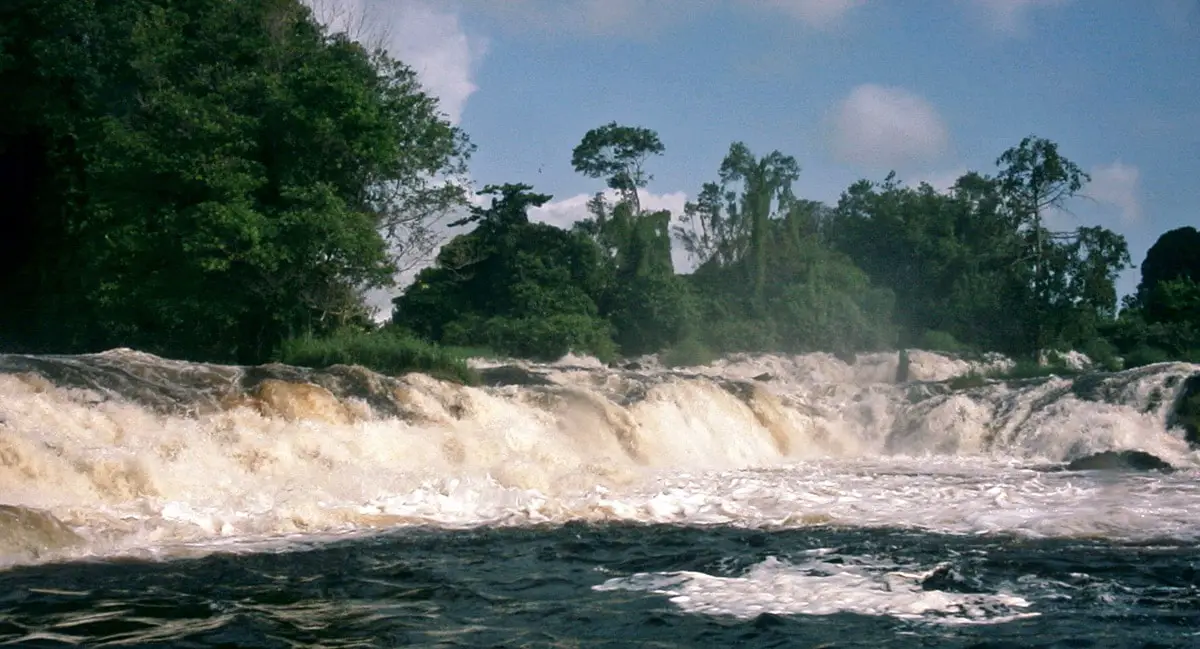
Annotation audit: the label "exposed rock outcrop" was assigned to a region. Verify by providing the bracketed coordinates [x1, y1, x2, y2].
[1065, 450, 1175, 473]
[1168, 372, 1200, 447]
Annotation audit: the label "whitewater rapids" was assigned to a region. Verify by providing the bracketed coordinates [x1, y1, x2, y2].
[1, 348, 1198, 566]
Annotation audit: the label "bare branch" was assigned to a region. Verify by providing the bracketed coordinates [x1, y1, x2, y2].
[303, 0, 392, 52]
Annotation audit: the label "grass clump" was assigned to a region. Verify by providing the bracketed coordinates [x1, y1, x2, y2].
[277, 329, 478, 384]
[440, 345, 501, 361]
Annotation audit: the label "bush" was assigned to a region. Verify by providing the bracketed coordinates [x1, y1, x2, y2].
[606, 273, 696, 357]
[277, 330, 477, 384]
[701, 318, 779, 354]
[919, 330, 970, 354]
[441, 345, 501, 361]
[661, 336, 717, 368]
[461, 314, 618, 363]
[1080, 337, 1122, 371]
[1123, 345, 1172, 368]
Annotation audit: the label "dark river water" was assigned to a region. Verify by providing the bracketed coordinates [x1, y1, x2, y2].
[1, 524, 1196, 648]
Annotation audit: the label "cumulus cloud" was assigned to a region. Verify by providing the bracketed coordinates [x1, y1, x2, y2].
[307, 0, 485, 124]
[1088, 161, 1142, 224]
[967, 0, 1070, 34]
[526, 193, 597, 230]
[829, 84, 951, 169]
[748, 0, 866, 27]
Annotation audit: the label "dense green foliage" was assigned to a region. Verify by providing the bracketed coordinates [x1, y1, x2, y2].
[392, 184, 617, 362]
[0, 0, 469, 363]
[1099, 227, 1200, 364]
[2, 0, 1197, 375]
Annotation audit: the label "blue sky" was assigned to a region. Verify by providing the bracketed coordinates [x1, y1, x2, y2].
[329, 0, 1199, 306]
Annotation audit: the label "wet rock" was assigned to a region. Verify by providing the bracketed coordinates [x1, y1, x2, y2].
[623, 362, 643, 371]
[1070, 372, 1112, 403]
[1168, 372, 1200, 447]
[896, 349, 910, 383]
[752, 372, 773, 382]
[1065, 450, 1175, 473]
[476, 365, 553, 387]
[919, 563, 972, 593]
[251, 379, 354, 424]
[0, 505, 84, 560]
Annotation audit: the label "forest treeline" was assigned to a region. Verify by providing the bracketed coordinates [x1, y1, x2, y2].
[2, 0, 1198, 376]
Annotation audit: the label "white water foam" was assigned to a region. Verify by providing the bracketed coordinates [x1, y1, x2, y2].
[555, 458, 1200, 540]
[1, 350, 1198, 565]
[594, 552, 1039, 625]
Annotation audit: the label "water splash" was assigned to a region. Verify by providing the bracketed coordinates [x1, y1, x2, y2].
[594, 552, 1040, 625]
[1, 348, 1197, 564]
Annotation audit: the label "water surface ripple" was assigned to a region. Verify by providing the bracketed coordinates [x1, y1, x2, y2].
[1, 524, 1196, 648]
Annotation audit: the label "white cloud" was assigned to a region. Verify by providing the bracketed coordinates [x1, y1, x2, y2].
[1088, 161, 1142, 224]
[829, 84, 951, 169]
[384, 2, 485, 124]
[307, 0, 485, 124]
[748, 0, 866, 27]
[529, 189, 690, 232]
[966, 0, 1069, 34]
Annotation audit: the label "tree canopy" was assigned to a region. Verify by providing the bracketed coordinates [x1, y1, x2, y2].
[0, 0, 469, 362]
[2, 1, 1194, 371]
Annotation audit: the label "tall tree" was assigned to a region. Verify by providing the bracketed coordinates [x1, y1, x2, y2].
[674, 142, 800, 311]
[570, 121, 664, 214]
[994, 136, 1090, 355]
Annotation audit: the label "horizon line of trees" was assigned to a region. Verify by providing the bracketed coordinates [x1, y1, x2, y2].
[392, 124, 1199, 367]
[2, 0, 1197, 370]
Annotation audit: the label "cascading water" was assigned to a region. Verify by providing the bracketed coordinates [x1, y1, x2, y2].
[2, 348, 1197, 568]
[2, 349, 1200, 645]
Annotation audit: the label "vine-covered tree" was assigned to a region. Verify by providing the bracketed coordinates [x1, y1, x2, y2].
[569, 122, 691, 356]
